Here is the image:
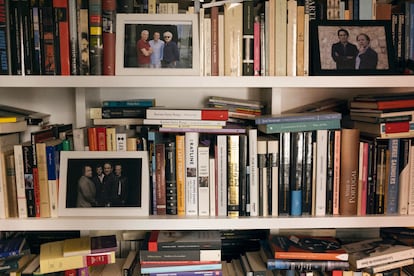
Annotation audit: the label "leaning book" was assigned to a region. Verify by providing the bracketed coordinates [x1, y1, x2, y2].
[343, 238, 414, 269]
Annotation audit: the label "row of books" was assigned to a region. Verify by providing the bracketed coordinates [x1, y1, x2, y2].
[1, 0, 410, 77]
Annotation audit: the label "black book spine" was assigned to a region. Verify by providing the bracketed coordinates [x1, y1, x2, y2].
[40, 0, 57, 75]
[101, 107, 147, 118]
[0, 0, 10, 75]
[9, 0, 23, 75]
[21, 0, 34, 75]
[30, 0, 42, 75]
[290, 132, 303, 216]
[242, 0, 254, 76]
[165, 140, 177, 215]
[325, 130, 335, 215]
[22, 143, 36, 217]
[302, 131, 314, 215]
[278, 132, 290, 216]
[239, 134, 248, 216]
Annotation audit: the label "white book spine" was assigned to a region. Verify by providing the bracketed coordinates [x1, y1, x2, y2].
[399, 140, 411, 215]
[204, 17, 212, 76]
[218, 14, 225, 76]
[48, 180, 58, 218]
[287, 0, 297, 76]
[216, 135, 227, 216]
[209, 157, 216, 216]
[199, 8, 205, 76]
[116, 133, 127, 152]
[408, 143, 414, 215]
[0, 152, 7, 219]
[198, 145, 210, 216]
[13, 145, 28, 218]
[315, 129, 328, 216]
[248, 129, 258, 216]
[185, 132, 199, 216]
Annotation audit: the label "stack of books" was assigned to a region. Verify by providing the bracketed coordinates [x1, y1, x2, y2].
[346, 93, 414, 138]
[38, 234, 118, 274]
[262, 235, 350, 273]
[139, 230, 222, 275]
[343, 237, 414, 275]
[0, 236, 36, 275]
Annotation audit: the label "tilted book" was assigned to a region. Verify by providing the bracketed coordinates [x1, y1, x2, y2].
[343, 238, 414, 269]
[267, 235, 348, 261]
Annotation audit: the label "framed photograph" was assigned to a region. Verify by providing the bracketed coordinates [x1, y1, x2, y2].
[310, 20, 395, 75]
[58, 151, 149, 217]
[116, 13, 199, 76]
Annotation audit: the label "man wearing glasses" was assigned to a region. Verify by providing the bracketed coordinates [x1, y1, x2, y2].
[162, 31, 180, 68]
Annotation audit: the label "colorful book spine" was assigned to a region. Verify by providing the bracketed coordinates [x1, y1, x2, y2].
[53, 0, 70, 75]
[386, 138, 400, 214]
[89, 0, 103, 75]
[0, 0, 9, 75]
[175, 135, 185, 216]
[227, 135, 240, 217]
[290, 132, 303, 216]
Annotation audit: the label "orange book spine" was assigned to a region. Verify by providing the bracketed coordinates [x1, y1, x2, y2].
[53, 0, 70, 75]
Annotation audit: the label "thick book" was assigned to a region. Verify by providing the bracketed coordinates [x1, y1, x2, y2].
[343, 238, 414, 270]
[339, 128, 360, 216]
[40, 0, 58, 75]
[185, 132, 199, 216]
[77, 0, 90, 75]
[267, 259, 350, 271]
[242, 0, 254, 76]
[140, 249, 221, 262]
[350, 99, 414, 110]
[175, 134, 185, 216]
[227, 135, 240, 217]
[13, 144, 29, 218]
[155, 143, 166, 215]
[147, 230, 221, 252]
[63, 235, 117, 257]
[258, 119, 341, 134]
[53, 0, 70, 75]
[267, 235, 349, 261]
[224, 2, 243, 76]
[88, 0, 103, 75]
[1, 147, 17, 218]
[255, 112, 342, 125]
[0, 121, 27, 134]
[102, 0, 116, 75]
[146, 108, 228, 121]
[386, 138, 400, 214]
[39, 240, 116, 274]
[165, 140, 177, 215]
[102, 98, 156, 107]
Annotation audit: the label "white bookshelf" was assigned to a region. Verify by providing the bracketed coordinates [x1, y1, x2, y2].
[1, 75, 414, 231]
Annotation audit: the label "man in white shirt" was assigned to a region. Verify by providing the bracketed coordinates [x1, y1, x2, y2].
[149, 31, 164, 68]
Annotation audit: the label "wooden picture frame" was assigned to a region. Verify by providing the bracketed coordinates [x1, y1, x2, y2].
[310, 20, 395, 75]
[115, 13, 200, 76]
[58, 151, 149, 217]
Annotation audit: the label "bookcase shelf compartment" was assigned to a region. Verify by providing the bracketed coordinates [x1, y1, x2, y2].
[0, 216, 412, 231]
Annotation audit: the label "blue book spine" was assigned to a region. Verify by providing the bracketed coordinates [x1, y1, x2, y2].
[386, 138, 400, 214]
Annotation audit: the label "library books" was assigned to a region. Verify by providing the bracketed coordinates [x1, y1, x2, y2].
[0, 237, 31, 260]
[63, 235, 117, 257]
[146, 107, 229, 121]
[255, 112, 342, 124]
[39, 240, 116, 274]
[257, 119, 341, 134]
[266, 259, 350, 271]
[343, 238, 414, 270]
[267, 235, 349, 261]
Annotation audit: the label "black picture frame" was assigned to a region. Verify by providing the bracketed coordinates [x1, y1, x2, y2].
[310, 20, 396, 76]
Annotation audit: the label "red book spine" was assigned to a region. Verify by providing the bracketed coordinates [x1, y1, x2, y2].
[33, 168, 41, 217]
[377, 99, 414, 110]
[85, 253, 114, 266]
[201, 109, 228, 120]
[96, 127, 107, 151]
[102, 0, 116, 75]
[384, 121, 410, 133]
[53, 0, 70, 75]
[253, 15, 260, 76]
[87, 127, 98, 151]
[148, 230, 160, 252]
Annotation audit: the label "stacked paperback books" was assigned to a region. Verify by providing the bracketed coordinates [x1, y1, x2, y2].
[139, 230, 222, 275]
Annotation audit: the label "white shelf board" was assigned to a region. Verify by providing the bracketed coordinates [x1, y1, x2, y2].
[1, 76, 414, 88]
[1, 215, 412, 231]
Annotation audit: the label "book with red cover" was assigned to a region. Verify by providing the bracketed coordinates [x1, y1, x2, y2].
[146, 108, 229, 121]
[102, 0, 116, 75]
[267, 235, 349, 261]
[53, 0, 70, 75]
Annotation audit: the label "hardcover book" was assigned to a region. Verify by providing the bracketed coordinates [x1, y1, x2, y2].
[267, 235, 348, 261]
[147, 230, 221, 252]
[343, 238, 414, 270]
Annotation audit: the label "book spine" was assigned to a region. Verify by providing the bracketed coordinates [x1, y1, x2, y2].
[0, 0, 10, 75]
[279, 132, 290, 216]
[140, 249, 221, 262]
[9, 0, 23, 75]
[102, 0, 116, 75]
[87, 127, 98, 151]
[286, 0, 297, 76]
[253, 15, 261, 76]
[325, 130, 335, 215]
[296, 1, 305, 76]
[398, 138, 411, 215]
[185, 132, 199, 216]
[175, 135, 185, 216]
[365, 138, 377, 214]
[224, 2, 243, 76]
[275, 0, 287, 76]
[315, 129, 328, 216]
[386, 138, 400, 214]
[40, 0, 58, 75]
[198, 144, 210, 216]
[259, 119, 341, 133]
[165, 141, 177, 215]
[239, 134, 248, 216]
[96, 127, 106, 151]
[209, 157, 216, 216]
[301, 131, 313, 215]
[155, 143, 166, 215]
[375, 141, 388, 214]
[53, 0, 70, 75]
[257, 138, 268, 216]
[242, 0, 254, 76]
[267, 259, 349, 271]
[332, 130, 341, 215]
[36, 142, 50, 218]
[210, 6, 219, 76]
[13, 145, 28, 218]
[78, 0, 89, 75]
[203, 17, 211, 76]
[216, 135, 227, 216]
[339, 128, 360, 216]
[89, 0, 103, 75]
[21, 0, 34, 75]
[227, 135, 240, 217]
[248, 129, 258, 216]
[0, 150, 10, 218]
[5, 152, 18, 217]
[30, 0, 42, 75]
[290, 132, 303, 216]
[255, 113, 342, 124]
[68, 0, 78, 75]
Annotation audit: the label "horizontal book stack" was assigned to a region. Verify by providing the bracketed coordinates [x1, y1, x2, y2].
[39, 234, 118, 274]
[139, 230, 222, 275]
